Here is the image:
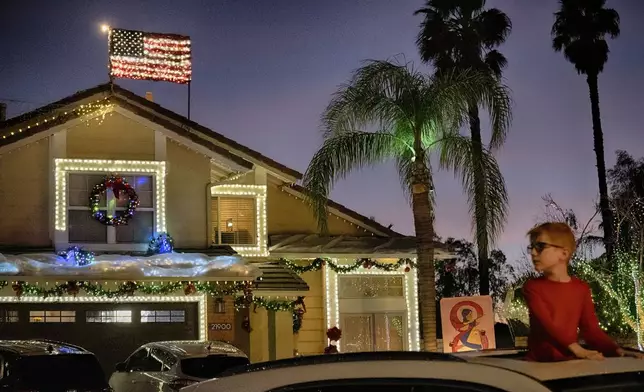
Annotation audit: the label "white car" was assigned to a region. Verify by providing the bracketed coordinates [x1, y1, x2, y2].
[180, 350, 644, 392]
[109, 340, 249, 392]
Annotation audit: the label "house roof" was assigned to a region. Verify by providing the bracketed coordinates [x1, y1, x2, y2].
[268, 234, 451, 259]
[286, 184, 402, 237]
[0, 83, 406, 238]
[254, 262, 309, 292]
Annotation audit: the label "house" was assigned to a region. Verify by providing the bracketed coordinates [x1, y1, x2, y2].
[0, 84, 450, 370]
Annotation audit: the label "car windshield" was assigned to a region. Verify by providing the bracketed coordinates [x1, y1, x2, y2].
[13, 354, 107, 390]
[544, 372, 644, 391]
[180, 355, 250, 379]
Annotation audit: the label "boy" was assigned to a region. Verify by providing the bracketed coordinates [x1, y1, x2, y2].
[523, 222, 643, 361]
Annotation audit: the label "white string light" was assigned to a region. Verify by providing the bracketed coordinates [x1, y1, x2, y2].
[324, 260, 421, 352]
[0, 293, 207, 341]
[210, 184, 268, 257]
[54, 159, 166, 233]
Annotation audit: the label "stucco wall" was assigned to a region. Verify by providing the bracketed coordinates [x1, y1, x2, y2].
[0, 139, 50, 246]
[267, 184, 365, 236]
[66, 113, 155, 160]
[166, 141, 210, 248]
[295, 269, 326, 355]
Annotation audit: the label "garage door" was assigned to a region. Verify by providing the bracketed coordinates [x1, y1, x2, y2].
[0, 302, 199, 375]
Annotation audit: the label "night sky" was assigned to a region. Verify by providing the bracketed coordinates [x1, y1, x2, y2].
[2, 0, 644, 262]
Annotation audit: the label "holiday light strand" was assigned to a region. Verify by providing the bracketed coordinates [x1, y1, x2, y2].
[1, 98, 113, 141]
[109, 28, 192, 84]
[280, 257, 416, 274]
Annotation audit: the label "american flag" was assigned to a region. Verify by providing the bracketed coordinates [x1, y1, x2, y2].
[109, 28, 192, 84]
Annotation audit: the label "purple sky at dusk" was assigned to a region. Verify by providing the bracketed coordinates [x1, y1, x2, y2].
[2, 0, 644, 262]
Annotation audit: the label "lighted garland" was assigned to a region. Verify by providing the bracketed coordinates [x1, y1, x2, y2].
[280, 257, 416, 274]
[7, 280, 250, 299]
[90, 175, 139, 226]
[234, 295, 307, 334]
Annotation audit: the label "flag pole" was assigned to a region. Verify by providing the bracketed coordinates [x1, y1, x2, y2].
[102, 24, 114, 92]
[187, 81, 191, 120]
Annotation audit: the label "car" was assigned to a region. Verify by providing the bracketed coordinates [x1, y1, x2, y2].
[180, 350, 644, 392]
[0, 339, 110, 391]
[109, 340, 250, 392]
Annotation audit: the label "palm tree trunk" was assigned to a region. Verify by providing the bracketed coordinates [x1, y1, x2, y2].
[586, 73, 614, 259]
[469, 105, 490, 295]
[412, 140, 437, 352]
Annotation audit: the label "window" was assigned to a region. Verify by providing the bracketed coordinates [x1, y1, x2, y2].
[150, 348, 177, 370]
[339, 276, 404, 298]
[127, 348, 163, 372]
[29, 310, 76, 323]
[86, 310, 132, 323]
[68, 174, 108, 243]
[0, 310, 18, 322]
[544, 372, 644, 391]
[67, 174, 155, 244]
[211, 197, 256, 245]
[141, 310, 185, 323]
[180, 356, 249, 379]
[270, 379, 506, 392]
[341, 313, 406, 352]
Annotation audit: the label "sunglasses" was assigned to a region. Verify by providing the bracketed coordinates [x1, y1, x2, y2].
[527, 241, 563, 253]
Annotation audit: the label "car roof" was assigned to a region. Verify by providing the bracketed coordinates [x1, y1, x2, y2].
[468, 356, 644, 381]
[183, 353, 551, 392]
[144, 340, 247, 359]
[0, 340, 90, 356]
[452, 348, 644, 381]
[218, 351, 463, 377]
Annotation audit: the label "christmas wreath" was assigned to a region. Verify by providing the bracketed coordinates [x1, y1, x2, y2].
[90, 175, 139, 226]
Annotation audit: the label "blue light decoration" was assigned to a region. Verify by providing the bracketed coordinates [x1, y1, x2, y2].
[60, 246, 95, 267]
[147, 232, 175, 255]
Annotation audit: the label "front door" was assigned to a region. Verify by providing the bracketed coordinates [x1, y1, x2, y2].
[340, 312, 406, 352]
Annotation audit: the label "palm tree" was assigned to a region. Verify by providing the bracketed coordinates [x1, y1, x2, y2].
[302, 60, 511, 351]
[552, 0, 620, 258]
[414, 0, 512, 295]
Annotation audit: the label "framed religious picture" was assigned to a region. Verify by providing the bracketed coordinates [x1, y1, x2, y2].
[440, 295, 496, 353]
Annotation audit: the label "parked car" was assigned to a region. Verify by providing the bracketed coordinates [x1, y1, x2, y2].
[0, 339, 110, 391]
[109, 340, 249, 392]
[181, 350, 644, 392]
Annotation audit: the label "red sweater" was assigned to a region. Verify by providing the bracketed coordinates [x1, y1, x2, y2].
[523, 276, 619, 362]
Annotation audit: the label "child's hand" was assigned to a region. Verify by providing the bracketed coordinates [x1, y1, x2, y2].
[577, 349, 604, 360]
[569, 344, 604, 360]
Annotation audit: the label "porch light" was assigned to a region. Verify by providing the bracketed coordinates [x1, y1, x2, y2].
[214, 297, 226, 313]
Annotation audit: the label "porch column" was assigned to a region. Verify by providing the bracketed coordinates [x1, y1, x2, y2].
[249, 307, 269, 363]
[274, 310, 294, 359]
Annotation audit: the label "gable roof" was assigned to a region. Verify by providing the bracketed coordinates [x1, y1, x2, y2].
[0, 83, 405, 237]
[0, 83, 298, 179]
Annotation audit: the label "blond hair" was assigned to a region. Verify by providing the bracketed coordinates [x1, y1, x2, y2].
[527, 222, 576, 254]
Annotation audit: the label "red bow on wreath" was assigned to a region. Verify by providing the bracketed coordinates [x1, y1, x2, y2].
[109, 176, 128, 200]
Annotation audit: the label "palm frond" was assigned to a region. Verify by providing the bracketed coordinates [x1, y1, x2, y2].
[302, 131, 401, 232]
[322, 60, 424, 138]
[551, 0, 620, 75]
[437, 134, 509, 246]
[422, 68, 512, 150]
[476, 8, 513, 48]
[484, 50, 508, 78]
